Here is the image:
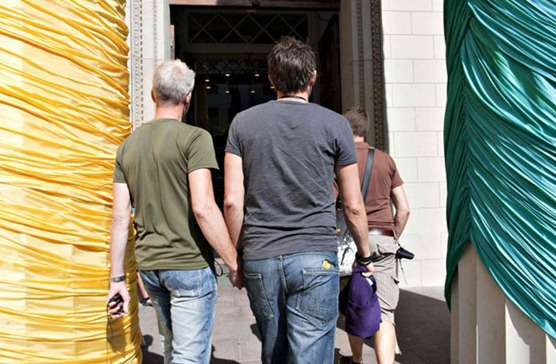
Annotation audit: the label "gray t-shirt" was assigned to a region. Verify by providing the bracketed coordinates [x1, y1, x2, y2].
[225, 100, 357, 260]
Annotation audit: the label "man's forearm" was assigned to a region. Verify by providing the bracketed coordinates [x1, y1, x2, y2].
[110, 215, 130, 277]
[344, 206, 370, 257]
[394, 210, 410, 238]
[391, 186, 410, 238]
[195, 204, 239, 271]
[336, 163, 370, 257]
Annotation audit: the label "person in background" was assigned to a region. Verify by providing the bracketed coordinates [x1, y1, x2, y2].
[137, 271, 151, 306]
[340, 107, 410, 364]
[107, 59, 243, 364]
[223, 36, 373, 364]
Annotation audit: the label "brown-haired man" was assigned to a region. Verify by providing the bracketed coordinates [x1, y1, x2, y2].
[224, 37, 373, 363]
[341, 107, 410, 364]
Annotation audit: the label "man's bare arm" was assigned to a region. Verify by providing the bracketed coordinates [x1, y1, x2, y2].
[223, 153, 245, 249]
[189, 168, 243, 289]
[391, 185, 410, 238]
[107, 182, 132, 318]
[335, 163, 373, 273]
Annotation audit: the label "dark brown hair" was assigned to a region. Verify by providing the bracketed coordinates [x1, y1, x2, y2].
[343, 107, 369, 137]
[267, 36, 316, 94]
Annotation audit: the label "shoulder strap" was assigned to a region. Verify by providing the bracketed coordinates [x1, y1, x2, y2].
[338, 149, 375, 241]
[361, 149, 375, 200]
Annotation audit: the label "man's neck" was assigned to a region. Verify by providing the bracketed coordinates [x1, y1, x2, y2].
[276, 90, 310, 102]
[154, 104, 184, 121]
[354, 136, 365, 143]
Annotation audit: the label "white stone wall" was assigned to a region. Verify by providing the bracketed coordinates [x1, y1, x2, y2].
[382, 0, 447, 287]
[126, 0, 170, 128]
[126, 0, 448, 287]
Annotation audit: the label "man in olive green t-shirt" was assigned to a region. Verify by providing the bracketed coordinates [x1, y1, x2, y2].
[107, 60, 243, 364]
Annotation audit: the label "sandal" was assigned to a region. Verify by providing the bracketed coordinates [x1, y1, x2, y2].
[140, 297, 152, 306]
[339, 356, 363, 364]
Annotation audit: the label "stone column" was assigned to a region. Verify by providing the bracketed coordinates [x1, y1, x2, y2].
[339, 0, 386, 149]
[451, 244, 556, 363]
[128, 0, 171, 128]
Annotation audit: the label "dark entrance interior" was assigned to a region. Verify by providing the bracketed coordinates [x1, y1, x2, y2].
[170, 6, 340, 206]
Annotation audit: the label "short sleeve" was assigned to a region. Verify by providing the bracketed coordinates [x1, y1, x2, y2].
[186, 129, 219, 173]
[335, 116, 358, 165]
[390, 157, 404, 189]
[113, 146, 126, 183]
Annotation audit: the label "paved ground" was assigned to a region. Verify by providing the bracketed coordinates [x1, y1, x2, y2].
[139, 266, 450, 364]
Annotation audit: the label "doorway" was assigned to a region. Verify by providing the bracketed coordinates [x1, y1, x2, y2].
[171, 6, 340, 206]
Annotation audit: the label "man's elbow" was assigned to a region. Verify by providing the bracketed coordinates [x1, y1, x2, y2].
[192, 201, 213, 222]
[223, 196, 241, 214]
[112, 212, 130, 228]
[397, 207, 410, 220]
[343, 203, 366, 218]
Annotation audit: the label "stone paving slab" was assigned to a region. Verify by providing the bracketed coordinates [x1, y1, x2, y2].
[139, 276, 450, 364]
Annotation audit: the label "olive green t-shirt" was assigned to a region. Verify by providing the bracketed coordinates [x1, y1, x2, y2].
[113, 118, 218, 270]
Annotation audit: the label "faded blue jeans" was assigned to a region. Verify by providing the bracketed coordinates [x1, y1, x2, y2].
[243, 251, 339, 364]
[139, 267, 217, 364]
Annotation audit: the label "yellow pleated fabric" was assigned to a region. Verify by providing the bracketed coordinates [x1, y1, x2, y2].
[0, 1, 141, 362]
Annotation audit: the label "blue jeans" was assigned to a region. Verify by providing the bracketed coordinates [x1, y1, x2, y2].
[139, 267, 217, 364]
[243, 251, 339, 364]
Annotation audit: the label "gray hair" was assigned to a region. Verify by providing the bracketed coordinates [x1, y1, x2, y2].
[152, 60, 196, 105]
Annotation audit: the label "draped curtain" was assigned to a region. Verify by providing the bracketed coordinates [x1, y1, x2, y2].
[0, 1, 141, 361]
[444, 0, 556, 338]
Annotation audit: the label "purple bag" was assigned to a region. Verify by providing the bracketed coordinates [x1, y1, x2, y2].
[339, 265, 381, 339]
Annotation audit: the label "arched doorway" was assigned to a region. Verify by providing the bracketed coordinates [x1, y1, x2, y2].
[171, 5, 341, 206]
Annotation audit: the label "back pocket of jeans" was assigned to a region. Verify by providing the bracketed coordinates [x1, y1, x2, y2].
[298, 270, 339, 327]
[244, 272, 274, 321]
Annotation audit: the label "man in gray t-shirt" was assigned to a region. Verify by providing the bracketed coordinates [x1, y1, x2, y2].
[226, 99, 356, 259]
[224, 36, 374, 364]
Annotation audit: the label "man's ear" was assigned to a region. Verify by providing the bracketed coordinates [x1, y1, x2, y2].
[268, 75, 275, 87]
[184, 92, 192, 105]
[309, 70, 317, 87]
[151, 89, 156, 103]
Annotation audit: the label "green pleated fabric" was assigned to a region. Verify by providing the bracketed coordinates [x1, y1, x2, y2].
[444, 0, 556, 338]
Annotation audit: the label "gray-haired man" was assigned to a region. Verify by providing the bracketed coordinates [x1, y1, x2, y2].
[107, 60, 242, 363]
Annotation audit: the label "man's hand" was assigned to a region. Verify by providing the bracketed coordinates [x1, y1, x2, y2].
[353, 253, 375, 277]
[358, 261, 375, 277]
[228, 269, 245, 290]
[228, 258, 244, 289]
[107, 282, 130, 319]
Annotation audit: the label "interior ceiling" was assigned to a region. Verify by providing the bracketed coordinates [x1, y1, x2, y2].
[169, 0, 339, 9]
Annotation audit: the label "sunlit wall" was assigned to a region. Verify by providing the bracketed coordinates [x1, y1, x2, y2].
[0, 1, 141, 362]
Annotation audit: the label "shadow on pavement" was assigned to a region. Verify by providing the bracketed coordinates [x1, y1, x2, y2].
[395, 288, 450, 364]
[336, 287, 450, 364]
[141, 334, 163, 364]
[211, 346, 241, 364]
[139, 283, 449, 363]
[141, 337, 244, 364]
[249, 323, 262, 341]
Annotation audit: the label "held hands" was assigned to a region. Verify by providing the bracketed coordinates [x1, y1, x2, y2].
[107, 282, 130, 319]
[228, 269, 245, 290]
[228, 258, 245, 290]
